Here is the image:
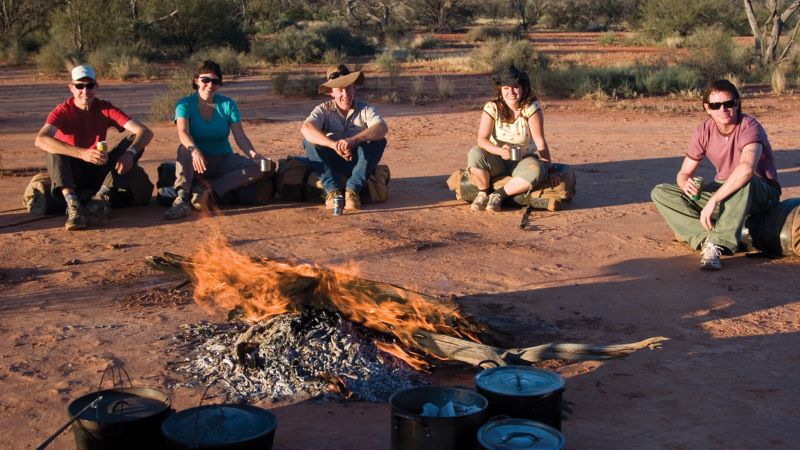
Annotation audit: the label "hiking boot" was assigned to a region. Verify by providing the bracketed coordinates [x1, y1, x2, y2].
[471, 191, 490, 211]
[190, 184, 212, 210]
[700, 242, 723, 270]
[344, 190, 361, 211]
[86, 193, 113, 216]
[485, 192, 503, 212]
[325, 190, 344, 210]
[165, 196, 192, 220]
[65, 204, 89, 231]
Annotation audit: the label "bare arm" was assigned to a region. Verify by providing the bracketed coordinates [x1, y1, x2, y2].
[175, 116, 208, 174]
[528, 109, 560, 184]
[677, 156, 702, 196]
[699, 143, 762, 230]
[230, 122, 264, 161]
[477, 111, 509, 159]
[301, 120, 336, 148]
[349, 120, 388, 145]
[35, 124, 106, 165]
[113, 119, 154, 174]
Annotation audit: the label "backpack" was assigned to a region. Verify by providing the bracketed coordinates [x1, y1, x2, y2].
[155, 162, 275, 206]
[275, 156, 391, 204]
[447, 163, 576, 211]
[22, 173, 67, 215]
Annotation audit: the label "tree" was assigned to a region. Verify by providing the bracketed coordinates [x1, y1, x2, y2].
[510, 0, 548, 30]
[1, 0, 57, 42]
[408, 0, 476, 32]
[146, 0, 248, 54]
[744, 0, 800, 66]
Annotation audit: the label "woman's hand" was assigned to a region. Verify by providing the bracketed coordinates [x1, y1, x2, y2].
[547, 165, 561, 186]
[191, 148, 207, 174]
[499, 145, 511, 160]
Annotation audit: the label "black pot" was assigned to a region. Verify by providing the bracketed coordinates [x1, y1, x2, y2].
[477, 417, 565, 450]
[161, 404, 277, 450]
[474, 366, 565, 431]
[390, 386, 488, 450]
[68, 387, 172, 450]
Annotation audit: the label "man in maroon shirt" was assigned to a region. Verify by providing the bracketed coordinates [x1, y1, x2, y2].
[34, 65, 154, 230]
[651, 79, 781, 270]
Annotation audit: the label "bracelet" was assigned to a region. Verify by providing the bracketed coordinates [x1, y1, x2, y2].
[188, 145, 197, 153]
[127, 147, 137, 155]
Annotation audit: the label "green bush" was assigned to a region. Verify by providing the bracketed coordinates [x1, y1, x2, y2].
[465, 26, 517, 42]
[250, 23, 374, 65]
[685, 26, 750, 79]
[373, 51, 402, 87]
[323, 49, 348, 65]
[149, 71, 195, 123]
[468, 36, 548, 74]
[539, 63, 700, 98]
[410, 33, 439, 50]
[271, 72, 289, 95]
[293, 70, 319, 96]
[597, 31, 615, 46]
[638, 0, 749, 41]
[188, 48, 242, 76]
[36, 41, 72, 76]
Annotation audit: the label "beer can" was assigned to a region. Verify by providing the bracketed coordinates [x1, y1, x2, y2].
[691, 177, 704, 200]
[333, 195, 344, 216]
[97, 141, 107, 153]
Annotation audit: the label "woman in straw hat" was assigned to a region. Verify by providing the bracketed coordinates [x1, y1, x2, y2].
[467, 65, 560, 212]
[300, 64, 388, 212]
[165, 59, 268, 220]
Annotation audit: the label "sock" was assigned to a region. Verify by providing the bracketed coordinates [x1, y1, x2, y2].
[96, 186, 111, 196]
[64, 192, 80, 205]
[177, 188, 190, 201]
[496, 187, 510, 199]
[479, 188, 492, 195]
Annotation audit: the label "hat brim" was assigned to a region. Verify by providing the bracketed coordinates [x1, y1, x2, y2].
[319, 71, 365, 94]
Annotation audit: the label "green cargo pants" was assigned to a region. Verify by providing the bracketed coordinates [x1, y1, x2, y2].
[651, 176, 780, 255]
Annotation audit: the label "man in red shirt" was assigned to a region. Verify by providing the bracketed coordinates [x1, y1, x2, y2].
[651, 79, 781, 270]
[35, 65, 154, 230]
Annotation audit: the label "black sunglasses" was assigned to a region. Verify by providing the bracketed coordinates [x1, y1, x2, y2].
[198, 77, 222, 85]
[72, 82, 96, 90]
[707, 99, 737, 110]
[328, 66, 350, 80]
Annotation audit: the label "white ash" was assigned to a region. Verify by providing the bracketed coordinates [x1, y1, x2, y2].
[169, 309, 426, 403]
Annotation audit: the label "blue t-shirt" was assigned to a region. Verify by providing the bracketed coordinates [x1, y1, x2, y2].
[174, 93, 240, 156]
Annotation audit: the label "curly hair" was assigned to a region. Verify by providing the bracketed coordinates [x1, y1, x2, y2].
[192, 60, 223, 90]
[492, 78, 537, 124]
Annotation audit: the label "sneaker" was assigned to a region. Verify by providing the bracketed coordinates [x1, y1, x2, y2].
[700, 242, 723, 270]
[164, 196, 192, 220]
[190, 184, 211, 210]
[65, 204, 89, 231]
[344, 190, 361, 211]
[86, 193, 112, 216]
[325, 190, 344, 210]
[486, 192, 503, 212]
[471, 191, 490, 211]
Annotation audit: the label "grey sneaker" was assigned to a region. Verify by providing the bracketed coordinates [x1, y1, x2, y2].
[486, 192, 503, 212]
[165, 196, 192, 220]
[700, 242, 723, 270]
[86, 193, 112, 216]
[65, 204, 89, 231]
[471, 191, 490, 211]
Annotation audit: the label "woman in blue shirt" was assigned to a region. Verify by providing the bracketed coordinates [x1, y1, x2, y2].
[165, 60, 267, 219]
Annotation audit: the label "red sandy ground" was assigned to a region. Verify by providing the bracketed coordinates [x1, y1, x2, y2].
[1, 33, 799, 449]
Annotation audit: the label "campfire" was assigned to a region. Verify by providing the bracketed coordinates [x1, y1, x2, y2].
[149, 236, 667, 402]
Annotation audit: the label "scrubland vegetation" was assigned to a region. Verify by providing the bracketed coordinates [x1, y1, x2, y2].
[1, 0, 799, 109]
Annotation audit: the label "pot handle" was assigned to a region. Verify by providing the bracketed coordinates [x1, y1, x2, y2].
[476, 359, 503, 369]
[393, 411, 428, 428]
[453, 384, 476, 391]
[499, 431, 541, 447]
[96, 364, 133, 422]
[190, 378, 247, 445]
[488, 415, 511, 422]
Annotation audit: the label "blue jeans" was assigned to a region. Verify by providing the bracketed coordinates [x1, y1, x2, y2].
[303, 139, 386, 194]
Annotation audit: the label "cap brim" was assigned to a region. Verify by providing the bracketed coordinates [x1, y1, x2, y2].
[319, 71, 365, 94]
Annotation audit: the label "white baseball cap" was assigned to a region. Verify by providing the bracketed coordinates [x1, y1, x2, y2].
[71, 65, 96, 81]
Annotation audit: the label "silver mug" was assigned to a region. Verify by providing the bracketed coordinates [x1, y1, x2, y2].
[260, 158, 272, 172]
[509, 147, 522, 161]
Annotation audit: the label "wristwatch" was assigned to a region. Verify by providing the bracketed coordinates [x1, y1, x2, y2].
[188, 145, 198, 152]
[127, 147, 137, 155]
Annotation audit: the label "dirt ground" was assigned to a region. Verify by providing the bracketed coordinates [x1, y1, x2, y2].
[1, 35, 800, 449]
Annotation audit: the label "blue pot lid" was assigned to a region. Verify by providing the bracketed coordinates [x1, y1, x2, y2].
[475, 366, 565, 396]
[163, 405, 276, 445]
[478, 419, 565, 450]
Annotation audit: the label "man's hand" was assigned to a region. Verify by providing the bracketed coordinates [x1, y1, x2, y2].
[682, 178, 699, 197]
[115, 151, 134, 174]
[547, 166, 561, 186]
[499, 145, 511, 160]
[333, 138, 354, 161]
[191, 148, 208, 174]
[81, 148, 108, 166]
[700, 200, 717, 231]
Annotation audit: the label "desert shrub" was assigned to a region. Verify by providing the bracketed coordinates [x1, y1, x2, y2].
[638, 0, 749, 41]
[271, 72, 289, 95]
[597, 31, 615, 46]
[323, 49, 347, 65]
[188, 48, 242, 76]
[374, 51, 402, 86]
[36, 41, 72, 76]
[771, 66, 787, 94]
[149, 71, 195, 123]
[685, 26, 750, 79]
[634, 65, 700, 95]
[539, 64, 700, 98]
[314, 22, 374, 56]
[146, 0, 249, 54]
[468, 36, 548, 74]
[0, 40, 28, 65]
[435, 75, 454, 98]
[293, 70, 319, 96]
[250, 27, 325, 64]
[663, 35, 686, 49]
[465, 26, 506, 42]
[412, 76, 427, 98]
[410, 33, 439, 50]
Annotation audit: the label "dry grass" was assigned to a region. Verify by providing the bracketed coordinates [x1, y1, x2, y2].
[435, 75, 455, 99]
[771, 67, 787, 94]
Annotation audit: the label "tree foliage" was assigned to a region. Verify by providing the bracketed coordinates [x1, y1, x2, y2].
[638, 0, 747, 39]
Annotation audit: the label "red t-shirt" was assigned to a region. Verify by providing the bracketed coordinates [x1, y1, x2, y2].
[686, 113, 780, 193]
[45, 98, 131, 149]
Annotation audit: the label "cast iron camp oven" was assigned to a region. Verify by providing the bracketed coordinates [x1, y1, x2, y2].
[390, 386, 488, 450]
[474, 366, 565, 431]
[67, 366, 172, 450]
[477, 417, 565, 450]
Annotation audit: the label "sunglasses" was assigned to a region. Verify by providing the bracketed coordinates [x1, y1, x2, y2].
[707, 99, 737, 110]
[328, 65, 350, 80]
[72, 82, 96, 90]
[198, 77, 222, 85]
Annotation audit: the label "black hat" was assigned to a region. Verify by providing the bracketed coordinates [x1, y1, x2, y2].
[493, 65, 529, 86]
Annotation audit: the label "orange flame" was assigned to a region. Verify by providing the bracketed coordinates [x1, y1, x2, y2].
[186, 236, 479, 369]
[374, 341, 430, 371]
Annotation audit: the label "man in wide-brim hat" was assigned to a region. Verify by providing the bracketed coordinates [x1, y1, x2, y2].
[300, 64, 388, 211]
